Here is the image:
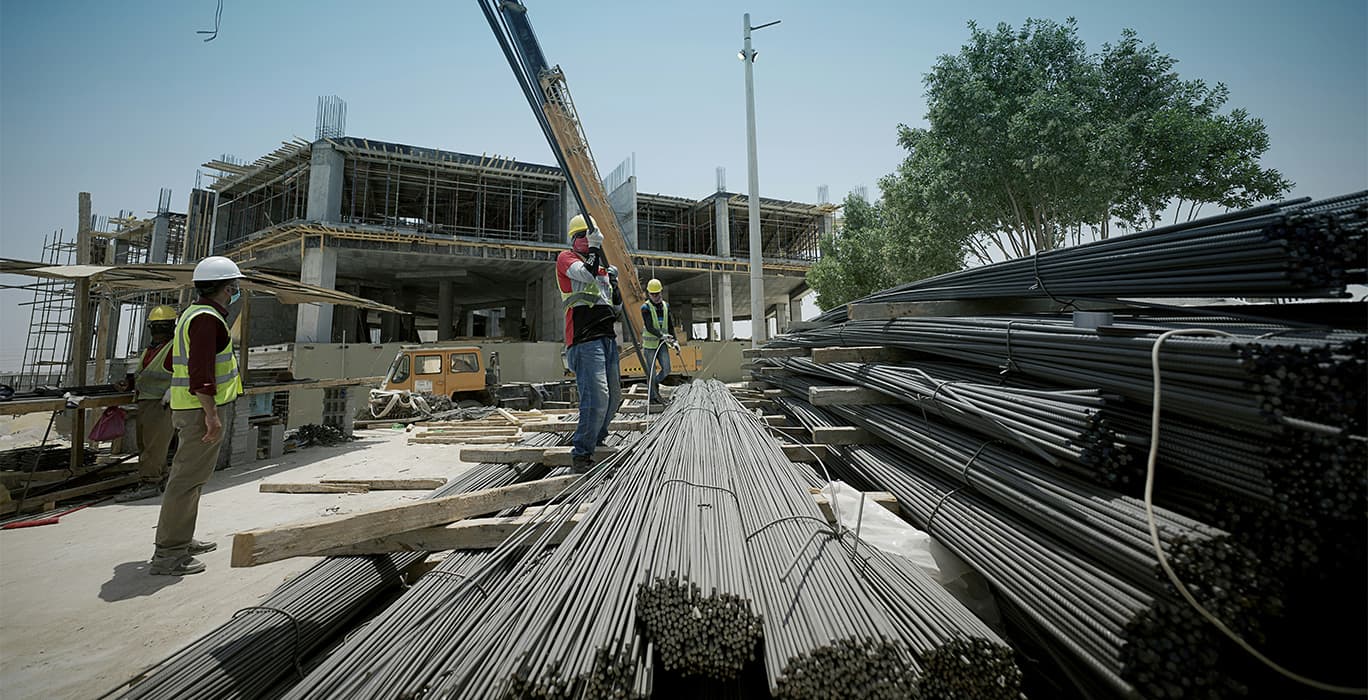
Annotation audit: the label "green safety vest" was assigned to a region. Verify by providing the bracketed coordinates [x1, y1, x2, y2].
[642, 301, 669, 349]
[169, 304, 242, 410]
[136, 341, 174, 401]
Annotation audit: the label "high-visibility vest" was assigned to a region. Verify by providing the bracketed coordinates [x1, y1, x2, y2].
[560, 255, 604, 311]
[136, 342, 173, 401]
[169, 304, 242, 410]
[642, 301, 670, 349]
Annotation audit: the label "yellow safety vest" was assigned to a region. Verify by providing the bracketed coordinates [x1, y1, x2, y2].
[642, 301, 670, 349]
[169, 304, 242, 410]
[136, 341, 174, 401]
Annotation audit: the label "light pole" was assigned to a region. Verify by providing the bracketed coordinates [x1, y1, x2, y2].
[741, 12, 779, 346]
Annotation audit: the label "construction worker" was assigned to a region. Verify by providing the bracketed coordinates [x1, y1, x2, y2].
[640, 278, 674, 405]
[150, 256, 245, 576]
[556, 214, 622, 472]
[115, 306, 178, 502]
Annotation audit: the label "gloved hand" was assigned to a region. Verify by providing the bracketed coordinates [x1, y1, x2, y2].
[607, 265, 618, 280]
[161, 388, 171, 407]
[595, 276, 614, 303]
[587, 228, 604, 249]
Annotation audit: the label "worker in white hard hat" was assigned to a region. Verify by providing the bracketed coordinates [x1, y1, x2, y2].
[556, 214, 622, 473]
[640, 278, 675, 405]
[115, 305, 179, 503]
[149, 256, 245, 576]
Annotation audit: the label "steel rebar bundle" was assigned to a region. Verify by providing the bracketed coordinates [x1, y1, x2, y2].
[812, 192, 1367, 327]
[107, 432, 563, 700]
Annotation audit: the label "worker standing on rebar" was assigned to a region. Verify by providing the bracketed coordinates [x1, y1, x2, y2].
[557, 214, 622, 473]
[149, 256, 244, 576]
[640, 278, 674, 405]
[114, 305, 178, 502]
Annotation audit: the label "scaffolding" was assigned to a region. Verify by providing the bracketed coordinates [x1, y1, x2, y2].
[18, 231, 78, 390]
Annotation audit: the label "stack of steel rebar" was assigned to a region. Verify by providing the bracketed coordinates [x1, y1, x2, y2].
[811, 191, 1366, 327]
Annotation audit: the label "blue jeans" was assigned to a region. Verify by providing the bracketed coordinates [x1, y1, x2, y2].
[647, 344, 670, 398]
[566, 336, 621, 458]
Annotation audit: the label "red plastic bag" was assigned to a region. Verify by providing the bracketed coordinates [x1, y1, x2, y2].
[89, 406, 128, 442]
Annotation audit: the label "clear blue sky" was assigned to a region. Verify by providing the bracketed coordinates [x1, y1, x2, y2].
[1, 0, 1364, 370]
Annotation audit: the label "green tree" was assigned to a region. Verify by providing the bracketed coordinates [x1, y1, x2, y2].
[885, 18, 1291, 265]
[807, 192, 898, 310]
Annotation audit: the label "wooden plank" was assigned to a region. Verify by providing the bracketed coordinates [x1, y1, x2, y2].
[231, 475, 582, 567]
[810, 490, 899, 522]
[320, 478, 447, 490]
[316, 512, 585, 555]
[810, 346, 910, 365]
[0, 392, 134, 417]
[741, 347, 809, 359]
[457, 446, 616, 466]
[260, 483, 371, 494]
[521, 419, 646, 434]
[0, 473, 139, 515]
[781, 444, 830, 463]
[241, 376, 385, 396]
[0, 463, 137, 489]
[495, 408, 524, 427]
[408, 435, 519, 445]
[847, 298, 1115, 321]
[808, 386, 898, 406]
[810, 426, 881, 445]
[762, 414, 790, 426]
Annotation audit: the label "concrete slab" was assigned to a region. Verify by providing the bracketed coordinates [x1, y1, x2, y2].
[0, 427, 480, 699]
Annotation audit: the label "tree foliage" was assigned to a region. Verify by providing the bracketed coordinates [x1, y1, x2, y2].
[807, 18, 1292, 309]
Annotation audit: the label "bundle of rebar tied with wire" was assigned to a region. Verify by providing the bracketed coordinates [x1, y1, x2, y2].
[811, 191, 1367, 327]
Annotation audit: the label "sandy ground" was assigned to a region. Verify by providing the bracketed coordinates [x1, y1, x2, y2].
[0, 427, 481, 700]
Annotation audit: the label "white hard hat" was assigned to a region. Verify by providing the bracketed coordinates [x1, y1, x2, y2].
[192, 256, 244, 282]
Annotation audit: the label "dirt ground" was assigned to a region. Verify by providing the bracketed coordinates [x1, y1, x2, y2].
[0, 427, 480, 700]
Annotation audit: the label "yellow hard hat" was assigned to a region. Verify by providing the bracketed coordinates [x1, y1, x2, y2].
[646, 279, 663, 294]
[567, 214, 596, 240]
[148, 305, 178, 322]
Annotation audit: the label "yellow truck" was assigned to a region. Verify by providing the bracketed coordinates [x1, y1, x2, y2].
[378, 345, 501, 408]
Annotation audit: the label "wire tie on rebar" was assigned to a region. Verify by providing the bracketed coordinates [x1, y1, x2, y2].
[961, 439, 997, 489]
[924, 486, 965, 537]
[999, 321, 1021, 378]
[419, 569, 491, 598]
[656, 478, 739, 504]
[231, 605, 306, 678]
[1030, 249, 1076, 310]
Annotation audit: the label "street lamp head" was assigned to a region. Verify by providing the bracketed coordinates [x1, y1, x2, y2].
[737, 49, 757, 62]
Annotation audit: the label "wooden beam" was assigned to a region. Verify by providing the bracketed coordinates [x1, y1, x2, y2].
[230, 475, 582, 567]
[260, 483, 370, 494]
[810, 490, 899, 522]
[0, 473, 139, 515]
[495, 408, 524, 426]
[741, 347, 809, 359]
[810, 346, 910, 365]
[808, 386, 898, 406]
[320, 478, 447, 490]
[0, 392, 134, 418]
[316, 512, 584, 555]
[847, 298, 1114, 321]
[457, 446, 616, 466]
[408, 435, 519, 445]
[521, 419, 646, 434]
[241, 376, 385, 396]
[781, 444, 830, 463]
[810, 426, 881, 445]
[0, 463, 136, 489]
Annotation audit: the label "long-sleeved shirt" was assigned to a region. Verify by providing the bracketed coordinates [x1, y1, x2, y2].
[640, 300, 669, 339]
[186, 298, 231, 397]
[556, 249, 620, 347]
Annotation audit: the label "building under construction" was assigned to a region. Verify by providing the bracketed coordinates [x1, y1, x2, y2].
[201, 136, 834, 346]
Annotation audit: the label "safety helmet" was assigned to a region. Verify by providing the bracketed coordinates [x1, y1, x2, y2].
[567, 214, 597, 240]
[148, 305, 178, 322]
[646, 279, 663, 294]
[192, 256, 244, 282]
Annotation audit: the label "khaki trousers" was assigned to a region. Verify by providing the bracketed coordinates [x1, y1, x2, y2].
[154, 405, 228, 556]
[135, 399, 173, 483]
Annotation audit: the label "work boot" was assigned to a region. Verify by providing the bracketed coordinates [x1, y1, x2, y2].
[115, 482, 162, 503]
[570, 454, 594, 474]
[149, 555, 206, 576]
[188, 539, 217, 555]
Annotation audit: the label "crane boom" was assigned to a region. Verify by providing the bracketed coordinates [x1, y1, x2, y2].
[478, 0, 649, 352]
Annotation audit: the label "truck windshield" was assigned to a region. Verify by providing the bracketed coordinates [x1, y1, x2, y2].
[387, 355, 411, 385]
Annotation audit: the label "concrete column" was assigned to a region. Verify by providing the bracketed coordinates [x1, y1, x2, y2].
[150, 214, 171, 264]
[438, 280, 454, 341]
[333, 284, 361, 343]
[718, 275, 734, 341]
[464, 309, 476, 337]
[541, 268, 564, 343]
[382, 288, 402, 342]
[788, 292, 803, 326]
[307, 141, 345, 223]
[487, 310, 501, 338]
[775, 302, 790, 335]
[714, 194, 731, 257]
[295, 246, 337, 343]
[505, 303, 526, 339]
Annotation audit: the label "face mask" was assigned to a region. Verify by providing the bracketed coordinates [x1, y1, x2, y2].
[229, 288, 242, 305]
[572, 235, 589, 254]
